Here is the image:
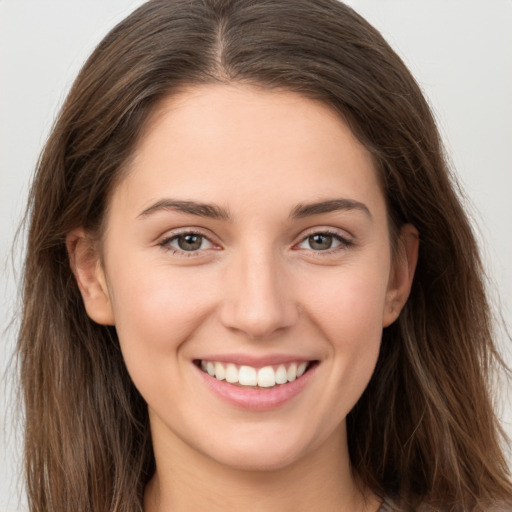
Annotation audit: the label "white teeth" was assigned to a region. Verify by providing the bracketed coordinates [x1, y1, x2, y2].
[200, 360, 312, 387]
[225, 363, 238, 383]
[287, 363, 297, 382]
[297, 362, 307, 377]
[257, 366, 276, 388]
[239, 366, 257, 386]
[214, 362, 225, 380]
[275, 365, 288, 385]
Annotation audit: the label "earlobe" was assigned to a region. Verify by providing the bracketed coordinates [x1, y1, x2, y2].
[382, 224, 419, 327]
[66, 229, 115, 325]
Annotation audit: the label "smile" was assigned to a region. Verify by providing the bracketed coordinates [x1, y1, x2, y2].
[193, 357, 319, 410]
[197, 360, 313, 388]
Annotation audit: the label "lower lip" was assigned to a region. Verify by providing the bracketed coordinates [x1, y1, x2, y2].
[195, 363, 317, 411]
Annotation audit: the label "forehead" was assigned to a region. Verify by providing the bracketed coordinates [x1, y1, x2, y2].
[111, 84, 386, 222]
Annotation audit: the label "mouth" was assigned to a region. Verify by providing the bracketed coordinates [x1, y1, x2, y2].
[194, 359, 319, 389]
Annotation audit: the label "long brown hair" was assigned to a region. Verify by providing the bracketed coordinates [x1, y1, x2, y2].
[18, 0, 511, 510]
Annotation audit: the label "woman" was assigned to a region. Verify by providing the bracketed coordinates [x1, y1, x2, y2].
[17, 0, 512, 510]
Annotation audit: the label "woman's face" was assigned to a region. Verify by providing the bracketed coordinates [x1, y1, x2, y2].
[73, 84, 416, 472]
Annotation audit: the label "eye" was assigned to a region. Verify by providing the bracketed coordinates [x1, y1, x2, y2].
[296, 231, 351, 252]
[161, 232, 215, 253]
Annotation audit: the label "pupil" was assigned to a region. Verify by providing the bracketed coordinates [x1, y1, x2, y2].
[309, 234, 332, 250]
[178, 234, 202, 251]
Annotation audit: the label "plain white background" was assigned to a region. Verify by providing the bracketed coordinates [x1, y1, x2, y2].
[1, 1, 511, 510]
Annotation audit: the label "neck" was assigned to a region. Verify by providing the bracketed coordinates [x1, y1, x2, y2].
[144, 422, 380, 512]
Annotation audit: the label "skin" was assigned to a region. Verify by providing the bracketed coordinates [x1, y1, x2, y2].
[68, 84, 418, 512]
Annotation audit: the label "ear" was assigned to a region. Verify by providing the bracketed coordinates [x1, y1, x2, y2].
[66, 229, 115, 325]
[382, 224, 419, 327]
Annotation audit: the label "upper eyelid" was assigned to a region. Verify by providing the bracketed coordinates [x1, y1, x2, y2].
[158, 227, 219, 243]
[296, 226, 353, 241]
[158, 232, 219, 258]
[292, 228, 354, 255]
[156, 226, 354, 248]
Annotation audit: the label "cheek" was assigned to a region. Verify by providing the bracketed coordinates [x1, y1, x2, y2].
[105, 263, 223, 412]
[303, 260, 390, 339]
[327, 277, 385, 357]
[107, 261, 218, 360]
[299, 262, 389, 401]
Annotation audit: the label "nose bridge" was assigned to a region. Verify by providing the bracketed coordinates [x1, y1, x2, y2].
[220, 243, 298, 339]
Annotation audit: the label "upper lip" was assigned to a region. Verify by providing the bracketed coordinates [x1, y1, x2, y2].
[194, 354, 316, 368]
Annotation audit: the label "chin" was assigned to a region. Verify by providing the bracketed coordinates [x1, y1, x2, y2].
[209, 447, 303, 472]
[195, 429, 318, 473]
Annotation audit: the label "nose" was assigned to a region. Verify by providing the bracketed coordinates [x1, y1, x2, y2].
[219, 248, 299, 340]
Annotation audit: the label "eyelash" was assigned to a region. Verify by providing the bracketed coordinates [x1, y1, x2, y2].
[158, 230, 217, 258]
[296, 229, 353, 255]
[157, 229, 353, 257]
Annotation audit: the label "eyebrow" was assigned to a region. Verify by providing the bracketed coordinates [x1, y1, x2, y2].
[137, 197, 371, 221]
[290, 198, 372, 220]
[138, 199, 231, 220]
